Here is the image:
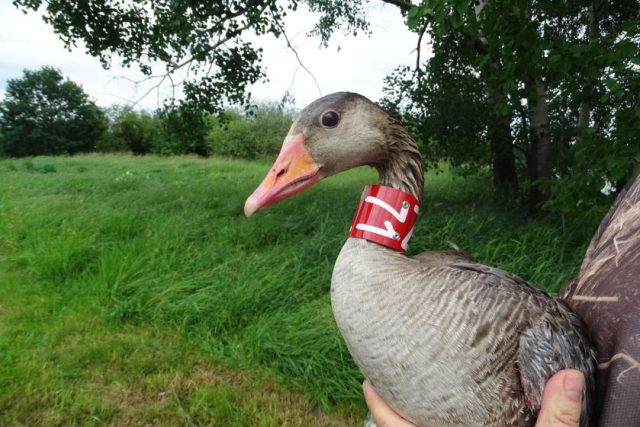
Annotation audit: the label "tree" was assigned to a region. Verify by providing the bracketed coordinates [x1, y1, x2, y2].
[0, 66, 106, 157]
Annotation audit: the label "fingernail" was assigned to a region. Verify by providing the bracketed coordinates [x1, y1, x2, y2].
[363, 380, 370, 394]
[563, 371, 584, 401]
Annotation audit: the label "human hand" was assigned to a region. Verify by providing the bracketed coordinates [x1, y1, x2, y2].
[363, 380, 416, 427]
[534, 369, 584, 427]
[363, 369, 585, 427]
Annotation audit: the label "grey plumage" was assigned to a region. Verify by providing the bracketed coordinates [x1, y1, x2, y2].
[332, 239, 594, 427]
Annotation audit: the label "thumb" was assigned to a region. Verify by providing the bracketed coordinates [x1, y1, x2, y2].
[535, 369, 584, 427]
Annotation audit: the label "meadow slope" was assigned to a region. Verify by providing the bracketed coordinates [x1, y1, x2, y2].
[0, 154, 598, 425]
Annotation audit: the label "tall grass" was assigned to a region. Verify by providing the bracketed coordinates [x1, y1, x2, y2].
[0, 154, 599, 424]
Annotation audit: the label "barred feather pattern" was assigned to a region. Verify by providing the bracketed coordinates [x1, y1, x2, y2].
[332, 239, 595, 427]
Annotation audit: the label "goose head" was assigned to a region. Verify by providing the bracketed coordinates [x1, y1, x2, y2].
[245, 92, 423, 216]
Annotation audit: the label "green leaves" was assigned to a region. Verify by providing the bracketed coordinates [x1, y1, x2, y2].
[407, 5, 433, 30]
[603, 77, 622, 93]
[611, 39, 637, 63]
[306, 0, 370, 45]
[407, 0, 471, 32]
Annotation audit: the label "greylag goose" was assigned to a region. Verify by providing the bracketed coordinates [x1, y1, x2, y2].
[244, 92, 596, 427]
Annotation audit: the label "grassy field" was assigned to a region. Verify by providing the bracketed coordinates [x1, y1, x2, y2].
[0, 154, 600, 426]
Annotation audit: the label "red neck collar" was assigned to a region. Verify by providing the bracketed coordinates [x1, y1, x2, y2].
[348, 185, 420, 254]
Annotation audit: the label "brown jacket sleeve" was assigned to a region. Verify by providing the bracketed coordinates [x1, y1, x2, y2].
[560, 175, 640, 427]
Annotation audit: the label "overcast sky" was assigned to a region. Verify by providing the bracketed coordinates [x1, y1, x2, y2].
[0, 2, 427, 110]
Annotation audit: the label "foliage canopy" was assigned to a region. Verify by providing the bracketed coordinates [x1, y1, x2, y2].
[13, 1, 276, 111]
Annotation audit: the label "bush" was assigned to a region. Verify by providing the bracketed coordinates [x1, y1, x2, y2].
[153, 106, 209, 156]
[207, 103, 294, 159]
[95, 131, 128, 153]
[97, 106, 158, 155]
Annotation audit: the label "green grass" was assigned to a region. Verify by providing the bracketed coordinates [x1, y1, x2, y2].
[0, 154, 599, 425]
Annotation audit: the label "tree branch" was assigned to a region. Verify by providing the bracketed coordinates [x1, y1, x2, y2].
[415, 21, 428, 74]
[110, 3, 272, 108]
[381, 0, 414, 12]
[275, 20, 322, 97]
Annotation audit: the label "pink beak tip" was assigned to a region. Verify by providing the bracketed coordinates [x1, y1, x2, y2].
[244, 196, 258, 217]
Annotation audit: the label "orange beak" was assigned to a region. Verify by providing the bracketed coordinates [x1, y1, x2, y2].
[244, 133, 323, 217]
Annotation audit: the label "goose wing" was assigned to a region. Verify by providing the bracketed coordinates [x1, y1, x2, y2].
[450, 261, 596, 427]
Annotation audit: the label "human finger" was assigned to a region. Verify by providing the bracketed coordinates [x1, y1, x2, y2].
[534, 369, 584, 427]
[363, 380, 418, 427]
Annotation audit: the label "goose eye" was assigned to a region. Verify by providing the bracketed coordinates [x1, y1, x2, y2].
[320, 110, 340, 128]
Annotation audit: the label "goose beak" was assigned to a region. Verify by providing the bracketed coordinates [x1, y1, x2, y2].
[244, 133, 323, 217]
